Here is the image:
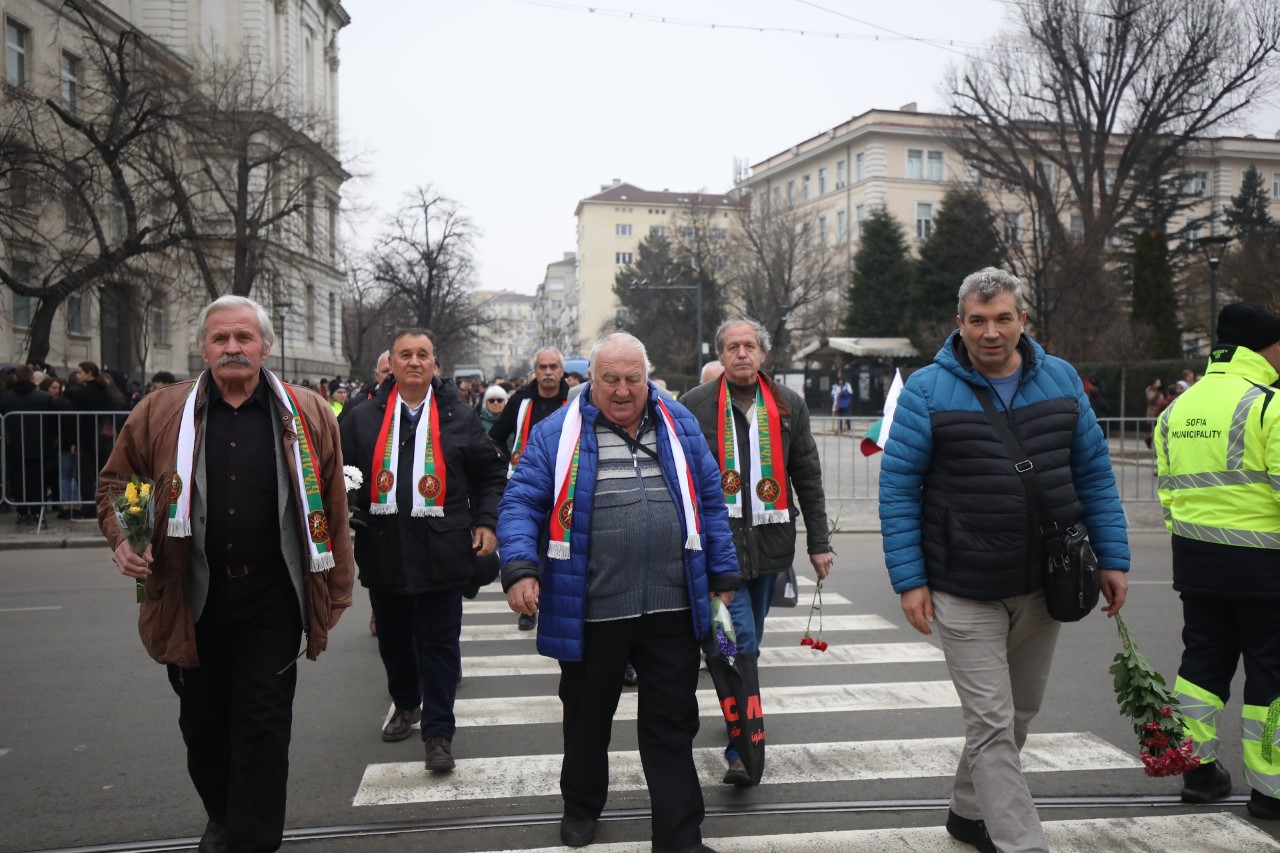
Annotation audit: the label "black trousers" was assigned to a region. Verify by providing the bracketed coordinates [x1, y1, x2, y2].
[1179, 593, 1280, 707]
[368, 588, 463, 740]
[166, 566, 302, 853]
[558, 610, 704, 850]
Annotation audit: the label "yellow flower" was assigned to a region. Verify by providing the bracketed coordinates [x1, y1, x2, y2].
[128, 506, 143, 516]
[125, 483, 138, 504]
[140, 483, 152, 498]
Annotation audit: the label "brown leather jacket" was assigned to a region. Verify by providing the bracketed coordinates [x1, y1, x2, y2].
[96, 374, 355, 668]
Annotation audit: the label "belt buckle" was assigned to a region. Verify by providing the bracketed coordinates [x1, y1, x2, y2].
[225, 563, 251, 579]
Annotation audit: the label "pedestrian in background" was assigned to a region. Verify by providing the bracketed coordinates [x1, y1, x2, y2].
[1155, 302, 1280, 820]
[498, 332, 739, 853]
[479, 384, 508, 435]
[831, 375, 853, 432]
[97, 294, 354, 853]
[880, 267, 1129, 853]
[0, 364, 53, 524]
[66, 361, 125, 521]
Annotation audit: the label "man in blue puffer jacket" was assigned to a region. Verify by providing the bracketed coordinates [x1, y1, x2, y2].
[880, 267, 1130, 853]
[498, 331, 740, 853]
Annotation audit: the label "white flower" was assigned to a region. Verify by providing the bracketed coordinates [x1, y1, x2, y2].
[343, 465, 364, 493]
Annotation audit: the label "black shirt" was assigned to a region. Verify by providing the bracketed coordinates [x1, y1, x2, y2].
[204, 378, 282, 569]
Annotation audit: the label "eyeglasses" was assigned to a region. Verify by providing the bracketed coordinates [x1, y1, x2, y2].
[486, 399, 504, 405]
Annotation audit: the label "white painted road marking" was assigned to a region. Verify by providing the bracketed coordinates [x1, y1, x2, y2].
[457, 641, 945, 677]
[0, 606, 62, 613]
[459, 613, 894, 642]
[464, 592, 853, 615]
[476, 812, 1279, 852]
[448, 680, 960, 728]
[352, 732, 1138, 806]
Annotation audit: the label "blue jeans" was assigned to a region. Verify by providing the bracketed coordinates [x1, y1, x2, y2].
[59, 452, 77, 504]
[724, 572, 778, 761]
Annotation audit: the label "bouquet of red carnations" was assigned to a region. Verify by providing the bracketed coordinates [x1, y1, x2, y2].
[1110, 613, 1200, 777]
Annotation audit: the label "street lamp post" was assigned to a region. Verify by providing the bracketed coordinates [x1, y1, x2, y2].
[629, 277, 704, 365]
[1197, 235, 1232, 350]
[276, 301, 292, 380]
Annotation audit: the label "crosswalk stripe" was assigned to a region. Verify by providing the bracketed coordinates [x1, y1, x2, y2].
[448, 680, 959, 728]
[463, 592, 853, 615]
[456, 642, 945, 677]
[352, 732, 1139, 806]
[459, 613, 894, 642]
[476, 812, 1279, 852]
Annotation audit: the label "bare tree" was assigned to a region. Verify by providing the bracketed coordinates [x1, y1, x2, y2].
[721, 194, 843, 366]
[946, 0, 1280, 358]
[365, 186, 484, 366]
[0, 2, 191, 364]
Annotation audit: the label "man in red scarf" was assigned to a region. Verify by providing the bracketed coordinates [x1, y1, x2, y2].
[679, 316, 834, 786]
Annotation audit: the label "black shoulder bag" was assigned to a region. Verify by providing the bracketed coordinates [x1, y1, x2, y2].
[975, 388, 1100, 622]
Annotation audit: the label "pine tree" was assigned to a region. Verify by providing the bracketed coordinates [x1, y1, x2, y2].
[907, 188, 1003, 351]
[1222, 165, 1274, 238]
[844, 208, 912, 337]
[613, 233, 701, 373]
[1131, 228, 1182, 358]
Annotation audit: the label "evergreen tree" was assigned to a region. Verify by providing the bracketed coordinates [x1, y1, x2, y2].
[612, 233, 701, 373]
[843, 208, 912, 337]
[907, 188, 1003, 351]
[1223, 164, 1274, 238]
[1130, 228, 1182, 358]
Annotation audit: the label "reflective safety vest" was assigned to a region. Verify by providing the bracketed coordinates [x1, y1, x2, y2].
[1155, 345, 1280, 549]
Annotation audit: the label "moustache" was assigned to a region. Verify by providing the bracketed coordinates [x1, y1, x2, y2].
[217, 354, 254, 367]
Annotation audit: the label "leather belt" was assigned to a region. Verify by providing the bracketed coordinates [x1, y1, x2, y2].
[221, 561, 273, 579]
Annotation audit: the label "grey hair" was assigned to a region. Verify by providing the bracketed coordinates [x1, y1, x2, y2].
[715, 316, 771, 356]
[588, 332, 653, 378]
[372, 350, 390, 371]
[531, 346, 564, 370]
[957, 267, 1024, 317]
[197, 295, 275, 347]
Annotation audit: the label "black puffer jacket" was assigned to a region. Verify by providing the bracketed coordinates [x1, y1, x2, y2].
[340, 377, 506, 594]
[680, 373, 829, 580]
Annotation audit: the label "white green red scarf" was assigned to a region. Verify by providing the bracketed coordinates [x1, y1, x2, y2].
[507, 398, 533, 479]
[716, 375, 790, 525]
[168, 370, 335, 572]
[368, 385, 447, 517]
[547, 391, 701, 560]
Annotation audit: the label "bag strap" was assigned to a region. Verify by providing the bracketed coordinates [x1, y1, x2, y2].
[973, 386, 1061, 544]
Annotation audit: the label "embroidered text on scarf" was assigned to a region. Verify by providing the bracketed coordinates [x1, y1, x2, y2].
[716, 375, 790, 524]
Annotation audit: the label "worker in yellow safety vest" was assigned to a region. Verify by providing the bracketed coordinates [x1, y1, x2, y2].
[1155, 301, 1280, 821]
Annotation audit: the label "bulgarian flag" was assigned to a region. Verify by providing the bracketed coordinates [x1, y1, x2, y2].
[860, 368, 904, 457]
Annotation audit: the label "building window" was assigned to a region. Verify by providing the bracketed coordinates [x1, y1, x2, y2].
[152, 296, 168, 345]
[907, 149, 924, 180]
[786, 181, 795, 204]
[770, 187, 781, 209]
[64, 166, 86, 228]
[66, 293, 82, 333]
[10, 168, 30, 209]
[110, 201, 125, 241]
[305, 284, 316, 342]
[11, 261, 32, 327]
[1273, 172, 1280, 201]
[305, 188, 316, 249]
[1069, 213, 1083, 239]
[615, 223, 632, 237]
[6, 20, 29, 87]
[681, 226, 696, 239]
[1036, 161, 1053, 188]
[855, 204, 865, 239]
[1104, 167, 1118, 194]
[327, 202, 337, 260]
[802, 174, 810, 200]
[855, 152, 865, 182]
[817, 215, 827, 245]
[818, 167, 827, 194]
[916, 203, 933, 239]
[650, 225, 665, 237]
[711, 228, 727, 240]
[837, 210, 847, 244]
[1185, 223, 1202, 244]
[927, 151, 944, 181]
[61, 53, 81, 112]
[615, 252, 633, 266]
[1183, 171, 1209, 196]
[836, 159, 847, 187]
[328, 293, 337, 349]
[1004, 211, 1021, 243]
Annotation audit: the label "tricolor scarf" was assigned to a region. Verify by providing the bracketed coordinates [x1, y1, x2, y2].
[167, 370, 335, 572]
[368, 385, 447, 517]
[547, 391, 701, 560]
[507, 398, 533, 479]
[716, 375, 790, 525]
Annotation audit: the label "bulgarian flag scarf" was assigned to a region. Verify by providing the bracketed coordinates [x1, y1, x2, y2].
[547, 391, 701, 560]
[368, 385, 447, 517]
[507, 398, 533, 479]
[168, 370, 335, 572]
[716, 375, 790, 525]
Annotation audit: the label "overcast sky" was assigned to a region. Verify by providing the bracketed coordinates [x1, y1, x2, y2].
[337, 0, 1280, 296]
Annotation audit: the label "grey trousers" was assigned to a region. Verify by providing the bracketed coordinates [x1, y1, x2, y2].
[933, 588, 1061, 853]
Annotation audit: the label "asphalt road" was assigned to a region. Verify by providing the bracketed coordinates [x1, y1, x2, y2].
[1, 533, 1276, 852]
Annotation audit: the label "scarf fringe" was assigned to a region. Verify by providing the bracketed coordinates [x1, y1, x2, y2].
[727, 505, 742, 518]
[548, 540, 571, 560]
[752, 509, 789, 525]
[410, 506, 444, 518]
[684, 533, 703, 551]
[167, 518, 192, 537]
[369, 504, 397, 515]
[309, 553, 335, 572]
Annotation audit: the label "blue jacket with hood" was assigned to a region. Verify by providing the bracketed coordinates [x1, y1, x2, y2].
[497, 381, 741, 662]
[879, 331, 1129, 598]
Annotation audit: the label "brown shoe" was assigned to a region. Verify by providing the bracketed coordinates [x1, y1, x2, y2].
[381, 707, 420, 742]
[722, 758, 752, 787]
[425, 736, 455, 771]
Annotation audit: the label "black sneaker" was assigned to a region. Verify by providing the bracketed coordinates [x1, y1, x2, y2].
[946, 809, 997, 853]
[56, 509, 72, 521]
[623, 662, 638, 686]
[518, 613, 537, 631]
[1248, 789, 1280, 821]
[1181, 760, 1232, 804]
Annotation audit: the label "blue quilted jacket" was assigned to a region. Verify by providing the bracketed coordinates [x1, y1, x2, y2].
[497, 382, 741, 661]
[879, 331, 1129, 598]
